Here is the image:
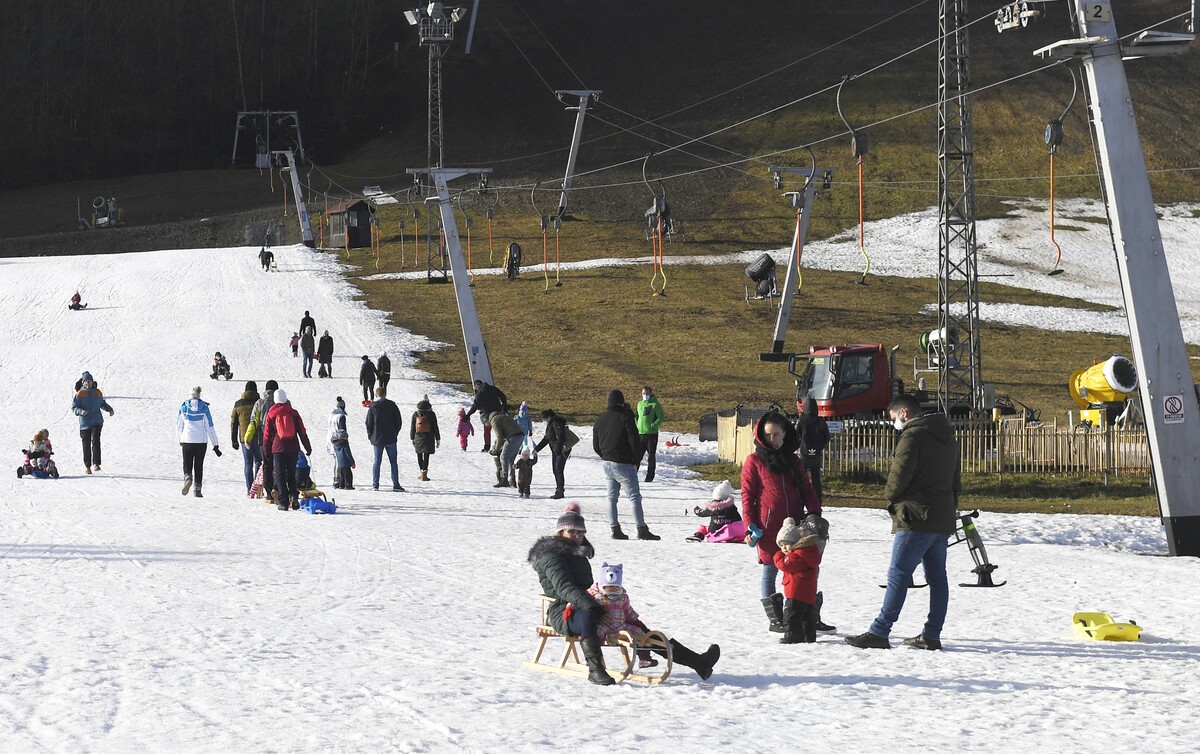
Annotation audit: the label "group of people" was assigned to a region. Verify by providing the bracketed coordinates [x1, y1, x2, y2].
[295, 311, 338, 379]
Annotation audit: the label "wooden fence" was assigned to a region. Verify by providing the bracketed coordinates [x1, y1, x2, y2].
[718, 414, 1151, 479]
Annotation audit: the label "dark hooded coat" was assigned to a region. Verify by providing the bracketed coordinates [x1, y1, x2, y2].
[527, 535, 601, 635]
[884, 412, 961, 534]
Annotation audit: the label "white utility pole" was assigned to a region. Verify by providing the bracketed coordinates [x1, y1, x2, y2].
[1035, 1, 1199, 555]
[274, 149, 315, 248]
[407, 167, 494, 385]
[554, 90, 600, 216]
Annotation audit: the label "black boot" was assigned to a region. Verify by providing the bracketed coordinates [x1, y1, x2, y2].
[611, 525, 629, 540]
[814, 591, 836, 634]
[636, 525, 660, 541]
[343, 467, 354, 491]
[761, 594, 785, 633]
[579, 636, 616, 686]
[780, 599, 801, 644]
[551, 488, 564, 499]
[666, 639, 720, 680]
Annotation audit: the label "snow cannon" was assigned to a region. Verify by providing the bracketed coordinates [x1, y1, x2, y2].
[919, 326, 958, 367]
[1069, 355, 1138, 427]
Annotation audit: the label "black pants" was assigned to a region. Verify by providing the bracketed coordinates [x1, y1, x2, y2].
[181, 443, 207, 487]
[80, 426, 103, 467]
[416, 451, 430, 471]
[362, 380, 375, 404]
[273, 451, 299, 504]
[783, 599, 817, 643]
[551, 451, 568, 492]
[807, 463, 823, 501]
[379, 373, 390, 393]
[640, 433, 659, 480]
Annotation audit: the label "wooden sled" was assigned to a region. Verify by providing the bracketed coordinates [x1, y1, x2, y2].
[1073, 611, 1142, 642]
[523, 595, 672, 684]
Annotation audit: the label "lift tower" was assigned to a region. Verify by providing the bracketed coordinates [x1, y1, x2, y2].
[936, 0, 985, 413]
[1024, 0, 1200, 556]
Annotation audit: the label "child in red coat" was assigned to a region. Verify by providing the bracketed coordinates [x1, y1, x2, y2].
[773, 515, 828, 644]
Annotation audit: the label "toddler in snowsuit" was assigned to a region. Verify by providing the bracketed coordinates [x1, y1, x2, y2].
[586, 563, 657, 668]
[18, 430, 58, 478]
[514, 448, 538, 497]
[290, 333, 300, 357]
[455, 407, 474, 450]
[773, 515, 828, 644]
[690, 480, 747, 542]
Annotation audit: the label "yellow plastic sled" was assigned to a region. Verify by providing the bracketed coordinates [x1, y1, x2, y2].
[1073, 612, 1142, 642]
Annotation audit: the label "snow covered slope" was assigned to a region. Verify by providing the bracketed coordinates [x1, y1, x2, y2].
[1, 244, 1198, 753]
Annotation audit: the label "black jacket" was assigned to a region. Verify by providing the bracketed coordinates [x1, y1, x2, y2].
[592, 405, 640, 464]
[360, 359, 377, 385]
[378, 354, 391, 379]
[410, 403, 441, 453]
[300, 315, 316, 337]
[797, 401, 831, 470]
[365, 398, 403, 445]
[317, 335, 334, 363]
[885, 413, 962, 534]
[527, 535, 600, 635]
[534, 415, 569, 456]
[466, 382, 508, 419]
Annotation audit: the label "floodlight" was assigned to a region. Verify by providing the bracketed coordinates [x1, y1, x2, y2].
[450, 6, 468, 23]
[404, 9, 420, 25]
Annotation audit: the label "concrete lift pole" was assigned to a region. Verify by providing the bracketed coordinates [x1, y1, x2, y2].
[1034, 0, 1199, 555]
[407, 167, 495, 385]
[273, 149, 315, 248]
[554, 90, 601, 216]
[760, 167, 834, 361]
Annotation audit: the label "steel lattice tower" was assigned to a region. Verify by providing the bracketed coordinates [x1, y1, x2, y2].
[936, 0, 984, 413]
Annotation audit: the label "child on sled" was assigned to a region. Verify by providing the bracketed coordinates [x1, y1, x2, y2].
[688, 480, 746, 542]
[211, 352, 232, 380]
[18, 429, 59, 478]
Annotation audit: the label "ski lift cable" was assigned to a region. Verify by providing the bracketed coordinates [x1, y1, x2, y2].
[510, 0, 589, 90]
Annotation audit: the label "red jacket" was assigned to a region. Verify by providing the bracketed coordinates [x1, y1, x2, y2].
[740, 418, 821, 565]
[773, 546, 822, 604]
[262, 403, 313, 456]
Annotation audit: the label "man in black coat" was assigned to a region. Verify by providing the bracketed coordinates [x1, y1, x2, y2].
[317, 331, 334, 378]
[377, 351, 392, 393]
[592, 390, 659, 541]
[359, 356, 377, 404]
[465, 379, 508, 452]
[299, 311, 316, 337]
[364, 386, 405, 492]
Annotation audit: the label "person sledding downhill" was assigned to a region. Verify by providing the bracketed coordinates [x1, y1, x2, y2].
[211, 352, 233, 380]
[262, 389, 313, 511]
[17, 430, 58, 479]
[68, 292, 87, 310]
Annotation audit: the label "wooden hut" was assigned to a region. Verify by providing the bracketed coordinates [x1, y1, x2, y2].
[327, 199, 372, 249]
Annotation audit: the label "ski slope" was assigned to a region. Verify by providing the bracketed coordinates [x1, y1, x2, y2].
[2, 242, 1199, 753]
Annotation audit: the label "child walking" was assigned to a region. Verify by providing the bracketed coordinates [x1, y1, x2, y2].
[290, 332, 300, 357]
[455, 407, 474, 451]
[773, 515, 828, 644]
[514, 448, 537, 497]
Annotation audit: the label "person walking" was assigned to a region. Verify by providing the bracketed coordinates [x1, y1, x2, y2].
[300, 331, 316, 378]
[176, 386, 222, 498]
[740, 411, 822, 633]
[845, 395, 961, 651]
[489, 410, 524, 488]
[259, 246, 274, 272]
[317, 330, 334, 378]
[230, 380, 261, 495]
[797, 396, 831, 501]
[377, 351, 392, 394]
[465, 379, 508, 452]
[72, 371, 114, 474]
[592, 390, 659, 541]
[410, 395, 440, 481]
[534, 408, 579, 499]
[365, 386, 405, 492]
[635, 386, 666, 482]
[262, 388, 314, 511]
[359, 355, 378, 404]
[247, 380, 278, 500]
[328, 397, 355, 490]
[299, 311, 316, 338]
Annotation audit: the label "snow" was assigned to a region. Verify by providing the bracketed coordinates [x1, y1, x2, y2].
[2, 228, 1200, 752]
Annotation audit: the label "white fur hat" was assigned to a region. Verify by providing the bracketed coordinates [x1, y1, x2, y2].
[776, 517, 802, 547]
[712, 479, 734, 501]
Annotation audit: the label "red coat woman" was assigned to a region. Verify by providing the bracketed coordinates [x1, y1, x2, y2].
[740, 412, 820, 631]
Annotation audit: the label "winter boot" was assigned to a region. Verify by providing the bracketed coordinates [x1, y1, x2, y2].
[814, 591, 836, 634]
[418, 469, 429, 482]
[780, 599, 802, 645]
[844, 631, 891, 649]
[181, 475, 192, 495]
[666, 639, 720, 681]
[194, 486, 203, 499]
[579, 636, 616, 686]
[290, 494, 300, 510]
[761, 594, 785, 633]
[636, 525, 661, 541]
[17, 467, 24, 479]
[611, 524, 629, 540]
[342, 468, 355, 490]
[480, 442, 490, 453]
[551, 488, 564, 499]
[276, 494, 290, 511]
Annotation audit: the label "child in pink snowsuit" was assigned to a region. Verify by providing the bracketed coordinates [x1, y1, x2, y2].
[289, 333, 300, 357]
[587, 563, 657, 668]
[455, 407, 474, 451]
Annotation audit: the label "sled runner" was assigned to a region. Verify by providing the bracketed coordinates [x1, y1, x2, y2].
[1073, 612, 1142, 642]
[523, 595, 672, 684]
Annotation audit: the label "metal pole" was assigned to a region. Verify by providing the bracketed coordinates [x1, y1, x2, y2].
[277, 149, 315, 247]
[1051, 0, 1200, 554]
[554, 90, 600, 216]
[762, 169, 831, 359]
[464, 0, 481, 55]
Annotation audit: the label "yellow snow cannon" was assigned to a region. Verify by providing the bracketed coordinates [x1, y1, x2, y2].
[1069, 355, 1138, 426]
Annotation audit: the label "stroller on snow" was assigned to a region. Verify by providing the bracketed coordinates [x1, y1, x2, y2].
[18, 430, 59, 479]
[210, 352, 233, 380]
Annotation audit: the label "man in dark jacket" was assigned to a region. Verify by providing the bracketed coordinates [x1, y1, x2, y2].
[592, 390, 659, 541]
[465, 379, 508, 452]
[797, 396, 831, 500]
[317, 331, 335, 378]
[377, 351, 392, 393]
[300, 331, 316, 378]
[365, 386, 405, 491]
[359, 356, 377, 404]
[846, 394, 961, 651]
[230, 380, 261, 494]
[299, 311, 316, 337]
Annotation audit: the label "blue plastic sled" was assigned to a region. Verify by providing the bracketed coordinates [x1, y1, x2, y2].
[300, 497, 337, 514]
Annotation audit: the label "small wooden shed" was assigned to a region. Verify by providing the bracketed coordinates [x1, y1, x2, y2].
[327, 199, 372, 249]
